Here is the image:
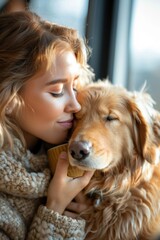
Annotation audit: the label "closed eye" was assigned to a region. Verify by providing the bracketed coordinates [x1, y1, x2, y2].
[104, 115, 118, 121]
[49, 91, 64, 97]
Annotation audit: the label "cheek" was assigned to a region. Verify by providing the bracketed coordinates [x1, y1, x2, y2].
[25, 94, 64, 120]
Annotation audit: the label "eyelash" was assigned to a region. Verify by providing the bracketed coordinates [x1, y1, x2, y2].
[50, 88, 77, 98]
[50, 92, 64, 97]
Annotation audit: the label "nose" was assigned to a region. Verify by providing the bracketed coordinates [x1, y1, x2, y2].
[65, 94, 81, 113]
[69, 141, 92, 161]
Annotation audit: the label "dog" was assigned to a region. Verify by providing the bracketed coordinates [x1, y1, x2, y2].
[68, 80, 160, 240]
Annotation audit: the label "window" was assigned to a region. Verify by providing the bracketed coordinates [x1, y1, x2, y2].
[30, 0, 89, 36]
[129, 0, 160, 110]
[110, 0, 160, 111]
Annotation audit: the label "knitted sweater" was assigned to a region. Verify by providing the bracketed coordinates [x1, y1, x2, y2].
[0, 137, 86, 240]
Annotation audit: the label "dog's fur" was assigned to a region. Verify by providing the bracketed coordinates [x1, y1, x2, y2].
[68, 80, 160, 240]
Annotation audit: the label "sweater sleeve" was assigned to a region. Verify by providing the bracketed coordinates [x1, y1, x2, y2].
[27, 205, 86, 240]
[0, 137, 52, 198]
[0, 232, 10, 240]
[0, 151, 51, 198]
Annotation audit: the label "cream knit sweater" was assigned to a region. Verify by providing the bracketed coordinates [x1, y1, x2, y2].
[0, 137, 86, 239]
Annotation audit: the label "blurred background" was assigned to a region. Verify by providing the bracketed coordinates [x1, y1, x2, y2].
[0, 0, 160, 110]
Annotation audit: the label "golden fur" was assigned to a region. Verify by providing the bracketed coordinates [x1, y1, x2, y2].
[68, 80, 160, 240]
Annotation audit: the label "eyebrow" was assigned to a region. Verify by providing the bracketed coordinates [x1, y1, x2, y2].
[46, 79, 67, 86]
[46, 75, 80, 86]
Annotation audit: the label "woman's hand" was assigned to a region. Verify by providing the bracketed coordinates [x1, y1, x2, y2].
[64, 191, 92, 219]
[46, 151, 94, 215]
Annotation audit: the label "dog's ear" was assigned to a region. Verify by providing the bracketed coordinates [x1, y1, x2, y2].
[131, 100, 160, 164]
[153, 112, 160, 146]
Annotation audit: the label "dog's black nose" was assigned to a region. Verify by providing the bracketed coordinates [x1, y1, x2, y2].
[69, 141, 91, 161]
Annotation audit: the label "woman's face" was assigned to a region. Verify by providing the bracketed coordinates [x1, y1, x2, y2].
[16, 51, 81, 148]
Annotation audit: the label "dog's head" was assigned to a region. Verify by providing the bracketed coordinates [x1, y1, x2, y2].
[68, 81, 160, 172]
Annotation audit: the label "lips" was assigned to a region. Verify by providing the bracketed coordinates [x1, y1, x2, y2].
[58, 119, 73, 129]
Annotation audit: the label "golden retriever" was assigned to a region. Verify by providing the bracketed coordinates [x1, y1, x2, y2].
[68, 80, 160, 240]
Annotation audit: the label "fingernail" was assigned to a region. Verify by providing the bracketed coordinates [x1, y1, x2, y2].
[59, 151, 67, 159]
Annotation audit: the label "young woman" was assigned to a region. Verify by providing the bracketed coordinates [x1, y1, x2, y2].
[0, 11, 94, 239]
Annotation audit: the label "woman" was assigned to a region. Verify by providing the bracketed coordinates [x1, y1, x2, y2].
[0, 11, 94, 239]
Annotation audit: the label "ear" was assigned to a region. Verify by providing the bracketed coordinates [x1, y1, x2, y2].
[153, 112, 160, 146]
[131, 101, 160, 164]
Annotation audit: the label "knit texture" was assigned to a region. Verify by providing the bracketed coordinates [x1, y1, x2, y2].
[0, 137, 86, 239]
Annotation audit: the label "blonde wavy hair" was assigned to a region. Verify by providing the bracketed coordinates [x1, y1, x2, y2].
[0, 11, 94, 148]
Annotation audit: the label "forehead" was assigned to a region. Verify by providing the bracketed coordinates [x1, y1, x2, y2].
[77, 86, 129, 106]
[31, 51, 81, 82]
[53, 51, 80, 76]
[78, 86, 129, 110]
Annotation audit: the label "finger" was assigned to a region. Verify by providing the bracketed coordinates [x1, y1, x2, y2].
[54, 151, 69, 178]
[66, 201, 88, 213]
[63, 210, 79, 219]
[75, 170, 95, 187]
[83, 170, 95, 178]
[75, 192, 86, 203]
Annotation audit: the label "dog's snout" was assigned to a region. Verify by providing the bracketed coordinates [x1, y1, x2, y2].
[69, 141, 91, 161]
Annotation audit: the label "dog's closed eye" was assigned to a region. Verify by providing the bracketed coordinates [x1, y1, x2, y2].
[104, 114, 118, 122]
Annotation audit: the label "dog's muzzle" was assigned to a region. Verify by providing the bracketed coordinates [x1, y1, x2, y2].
[69, 140, 92, 161]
